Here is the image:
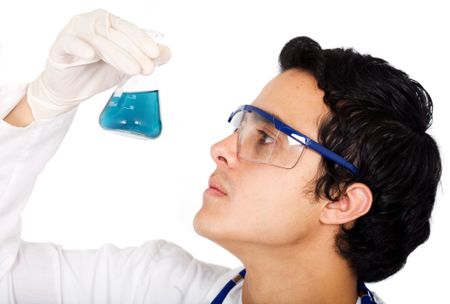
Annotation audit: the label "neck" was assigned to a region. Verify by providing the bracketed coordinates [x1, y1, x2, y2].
[237, 240, 358, 304]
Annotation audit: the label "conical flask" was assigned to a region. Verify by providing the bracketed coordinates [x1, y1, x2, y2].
[99, 30, 164, 139]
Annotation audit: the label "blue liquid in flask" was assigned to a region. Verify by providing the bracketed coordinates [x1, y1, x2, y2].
[99, 90, 162, 139]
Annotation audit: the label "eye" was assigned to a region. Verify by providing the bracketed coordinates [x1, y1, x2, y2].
[257, 130, 276, 144]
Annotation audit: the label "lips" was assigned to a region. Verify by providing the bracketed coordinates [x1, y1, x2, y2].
[208, 176, 227, 195]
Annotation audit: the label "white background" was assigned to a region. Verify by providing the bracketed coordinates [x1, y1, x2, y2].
[1, 0, 449, 302]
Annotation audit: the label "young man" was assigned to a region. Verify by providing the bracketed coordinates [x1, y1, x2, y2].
[0, 9, 441, 304]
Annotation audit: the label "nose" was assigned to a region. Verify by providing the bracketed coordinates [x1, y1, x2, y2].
[210, 132, 240, 168]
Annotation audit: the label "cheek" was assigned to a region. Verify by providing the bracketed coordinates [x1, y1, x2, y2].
[233, 170, 318, 245]
[194, 157, 322, 246]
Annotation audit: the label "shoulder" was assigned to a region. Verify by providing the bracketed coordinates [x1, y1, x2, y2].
[142, 239, 231, 279]
[137, 239, 235, 301]
[112, 239, 232, 283]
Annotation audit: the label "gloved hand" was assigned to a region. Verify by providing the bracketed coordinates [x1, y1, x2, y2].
[27, 9, 171, 121]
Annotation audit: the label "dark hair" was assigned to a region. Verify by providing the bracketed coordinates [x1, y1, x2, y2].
[278, 36, 442, 282]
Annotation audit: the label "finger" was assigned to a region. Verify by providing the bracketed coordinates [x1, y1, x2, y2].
[101, 27, 155, 75]
[153, 44, 171, 66]
[53, 35, 96, 60]
[108, 14, 160, 59]
[89, 34, 142, 75]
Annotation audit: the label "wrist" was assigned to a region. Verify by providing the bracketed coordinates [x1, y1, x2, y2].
[26, 79, 79, 121]
[4, 94, 35, 127]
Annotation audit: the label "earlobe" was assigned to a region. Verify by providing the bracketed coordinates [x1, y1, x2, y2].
[320, 183, 373, 225]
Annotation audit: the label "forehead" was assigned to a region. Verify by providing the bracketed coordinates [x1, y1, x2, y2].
[251, 69, 328, 140]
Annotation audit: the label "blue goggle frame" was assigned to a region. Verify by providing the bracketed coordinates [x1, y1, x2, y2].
[228, 105, 359, 175]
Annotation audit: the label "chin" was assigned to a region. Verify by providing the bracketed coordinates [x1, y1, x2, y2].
[193, 208, 228, 242]
[193, 209, 213, 238]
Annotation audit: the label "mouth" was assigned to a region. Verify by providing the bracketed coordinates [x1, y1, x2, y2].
[206, 177, 227, 196]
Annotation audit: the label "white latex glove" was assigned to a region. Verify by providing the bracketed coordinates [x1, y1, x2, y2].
[27, 9, 171, 120]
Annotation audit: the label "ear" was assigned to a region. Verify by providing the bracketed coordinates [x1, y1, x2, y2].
[319, 183, 373, 225]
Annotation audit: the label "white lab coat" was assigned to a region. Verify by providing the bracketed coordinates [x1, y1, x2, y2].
[0, 84, 383, 304]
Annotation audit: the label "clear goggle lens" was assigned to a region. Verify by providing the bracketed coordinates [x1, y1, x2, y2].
[229, 110, 305, 168]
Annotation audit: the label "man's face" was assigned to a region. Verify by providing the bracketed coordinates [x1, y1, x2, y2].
[193, 69, 329, 249]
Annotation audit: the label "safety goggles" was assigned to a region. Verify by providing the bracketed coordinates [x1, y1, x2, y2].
[227, 105, 358, 174]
